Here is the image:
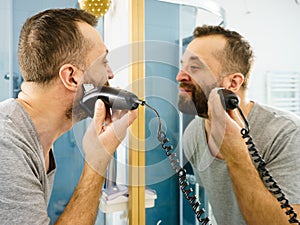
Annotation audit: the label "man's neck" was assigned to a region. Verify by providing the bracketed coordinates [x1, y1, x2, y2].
[17, 81, 73, 161]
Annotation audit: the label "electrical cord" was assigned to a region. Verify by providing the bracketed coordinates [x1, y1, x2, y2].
[143, 102, 211, 225]
[236, 105, 300, 224]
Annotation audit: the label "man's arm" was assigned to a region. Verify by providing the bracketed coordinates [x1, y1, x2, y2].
[55, 100, 137, 225]
[225, 145, 299, 225]
[54, 163, 104, 225]
[208, 90, 300, 225]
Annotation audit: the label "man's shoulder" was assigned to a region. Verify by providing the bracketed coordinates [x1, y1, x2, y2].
[0, 98, 39, 154]
[185, 117, 203, 132]
[0, 98, 17, 112]
[183, 117, 206, 144]
[0, 98, 31, 132]
[251, 102, 300, 131]
[0, 98, 26, 121]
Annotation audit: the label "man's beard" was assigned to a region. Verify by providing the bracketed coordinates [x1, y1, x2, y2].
[65, 92, 89, 123]
[65, 80, 111, 123]
[178, 83, 209, 118]
[67, 99, 89, 122]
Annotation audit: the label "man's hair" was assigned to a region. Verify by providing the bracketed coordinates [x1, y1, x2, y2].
[18, 8, 98, 84]
[193, 25, 254, 89]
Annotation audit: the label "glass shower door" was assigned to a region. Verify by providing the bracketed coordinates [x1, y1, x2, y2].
[145, 1, 226, 225]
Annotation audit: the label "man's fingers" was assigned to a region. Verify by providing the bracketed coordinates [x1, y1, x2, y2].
[207, 89, 227, 156]
[104, 109, 138, 146]
[83, 106, 138, 176]
[227, 109, 244, 128]
[93, 99, 106, 134]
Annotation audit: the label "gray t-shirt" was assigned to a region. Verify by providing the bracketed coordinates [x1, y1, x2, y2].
[183, 102, 300, 225]
[0, 98, 56, 225]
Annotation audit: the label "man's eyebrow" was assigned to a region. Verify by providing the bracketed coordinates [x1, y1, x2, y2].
[189, 56, 203, 63]
[189, 56, 207, 67]
[180, 55, 206, 67]
[180, 56, 199, 64]
[190, 56, 199, 61]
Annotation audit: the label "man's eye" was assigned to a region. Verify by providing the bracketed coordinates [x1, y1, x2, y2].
[190, 66, 200, 71]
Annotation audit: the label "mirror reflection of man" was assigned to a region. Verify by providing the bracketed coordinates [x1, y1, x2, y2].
[177, 25, 300, 225]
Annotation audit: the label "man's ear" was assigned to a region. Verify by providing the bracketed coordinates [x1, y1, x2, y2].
[59, 64, 80, 92]
[222, 73, 244, 92]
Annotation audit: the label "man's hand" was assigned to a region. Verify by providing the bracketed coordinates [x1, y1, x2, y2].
[206, 88, 247, 159]
[82, 99, 138, 175]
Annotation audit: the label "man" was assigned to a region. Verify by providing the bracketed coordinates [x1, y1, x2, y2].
[176, 25, 300, 225]
[0, 8, 137, 224]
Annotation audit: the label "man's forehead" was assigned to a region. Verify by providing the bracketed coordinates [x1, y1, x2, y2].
[186, 36, 226, 57]
[182, 36, 226, 71]
[181, 50, 204, 64]
[99, 43, 108, 55]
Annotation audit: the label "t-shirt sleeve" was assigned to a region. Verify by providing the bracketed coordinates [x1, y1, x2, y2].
[0, 137, 50, 225]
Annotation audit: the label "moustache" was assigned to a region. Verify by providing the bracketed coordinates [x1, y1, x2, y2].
[179, 83, 195, 91]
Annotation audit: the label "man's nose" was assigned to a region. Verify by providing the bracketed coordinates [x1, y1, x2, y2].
[176, 69, 190, 82]
[107, 65, 114, 79]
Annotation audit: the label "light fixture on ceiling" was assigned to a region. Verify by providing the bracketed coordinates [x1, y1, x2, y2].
[78, 0, 111, 18]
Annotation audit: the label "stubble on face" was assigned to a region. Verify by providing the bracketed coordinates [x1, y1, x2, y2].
[68, 79, 111, 123]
